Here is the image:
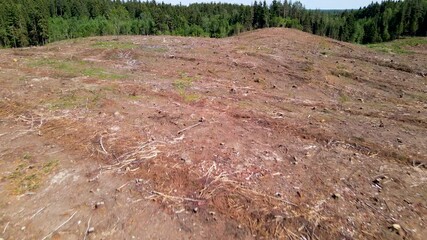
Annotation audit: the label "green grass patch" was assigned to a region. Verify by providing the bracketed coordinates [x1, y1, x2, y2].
[6, 159, 59, 194]
[183, 93, 201, 102]
[46, 90, 105, 110]
[331, 69, 354, 79]
[173, 73, 200, 102]
[173, 73, 194, 91]
[142, 45, 168, 53]
[29, 58, 127, 80]
[91, 41, 136, 49]
[368, 37, 427, 54]
[338, 92, 351, 104]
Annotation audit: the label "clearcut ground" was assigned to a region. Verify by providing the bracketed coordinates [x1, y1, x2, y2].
[0, 28, 426, 239]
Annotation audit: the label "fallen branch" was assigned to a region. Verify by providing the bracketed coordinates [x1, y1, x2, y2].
[116, 182, 130, 192]
[177, 122, 202, 135]
[30, 206, 48, 220]
[3, 222, 9, 234]
[148, 191, 202, 203]
[41, 211, 77, 240]
[83, 216, 92, 240]
[99, 135, 108, 155]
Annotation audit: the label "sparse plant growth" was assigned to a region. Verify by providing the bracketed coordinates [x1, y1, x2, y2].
[91, 41, 136, 50]
[45, 91, 102, 110]
[368, 37, 427, 54]
[331, 69, 354, 79]
[6, 159, 59, 195]
[173, 73, 200, 102]
[28, 58, 127, 80]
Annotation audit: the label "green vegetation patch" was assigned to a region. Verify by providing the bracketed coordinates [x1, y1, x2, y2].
[331, 69, 354, 79]
[6, 159, 59, 194]
[141, 45, 168, 53]
[28, 58, 127, 80]
[46, 89, 106, 110]
[338, 92, 351, 104]
[91, 41, 136, 50]
[368, 38, 427, 54]
[173, 73, 200, 102]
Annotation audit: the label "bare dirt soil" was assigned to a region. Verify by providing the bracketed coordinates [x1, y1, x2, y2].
[0, 28, 426, 239]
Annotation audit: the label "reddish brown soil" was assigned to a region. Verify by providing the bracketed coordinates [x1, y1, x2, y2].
[0, 28, 426, 239]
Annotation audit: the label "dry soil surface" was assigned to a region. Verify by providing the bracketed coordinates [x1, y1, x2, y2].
[0, 28, 426, 239]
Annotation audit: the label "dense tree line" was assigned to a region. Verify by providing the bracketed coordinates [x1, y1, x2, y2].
[0, 0, 426, 48]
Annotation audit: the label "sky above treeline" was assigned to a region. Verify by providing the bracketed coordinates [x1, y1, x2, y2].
[159, 0, 382, 9]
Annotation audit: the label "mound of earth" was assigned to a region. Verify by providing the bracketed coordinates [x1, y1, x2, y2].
[0, 28, 426, 239]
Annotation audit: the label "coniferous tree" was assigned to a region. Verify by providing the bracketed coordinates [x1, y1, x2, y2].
[0, 0, 426, 48]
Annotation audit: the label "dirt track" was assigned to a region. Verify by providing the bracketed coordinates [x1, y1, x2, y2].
[0, 28, 426, 239]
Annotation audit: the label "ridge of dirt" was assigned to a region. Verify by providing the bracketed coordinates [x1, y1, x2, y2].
[1, 28, 426, 239]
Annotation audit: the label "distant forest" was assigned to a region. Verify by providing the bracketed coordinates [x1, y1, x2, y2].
[0, 0, 426, 48]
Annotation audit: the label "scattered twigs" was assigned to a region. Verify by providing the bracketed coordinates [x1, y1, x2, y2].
[83, 216, 92, 240]
[200, 170, 298, 207]
[16, 114, 44, 130]
[10, 113, 45, 140]
[41, 211, 78, 240]
[238, 183, 297, 206]
[147, 191, 202, 203]
[101, 140, 163, 173]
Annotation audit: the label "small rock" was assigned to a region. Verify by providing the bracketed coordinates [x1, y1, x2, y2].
[219, 142, 225, 146]
[379, 120, 385, 128]
[275, 192, 282, 197]
[193, 207, 198, 213]
[87, 227, 95, 233]
[209, 211, 216, 215]
[181, 154, 192, 164]
[332, 193, 341, 199]
[199, 117, 205, 122]
[392, 224, 401, 230]
[291, 156, 298, 165]
[95, 201, 105, 208]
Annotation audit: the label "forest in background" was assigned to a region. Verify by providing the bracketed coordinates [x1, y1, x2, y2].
[0, 0, 426, 48]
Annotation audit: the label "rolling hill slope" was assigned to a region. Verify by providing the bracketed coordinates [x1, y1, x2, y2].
[0, 28, 426, 239]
